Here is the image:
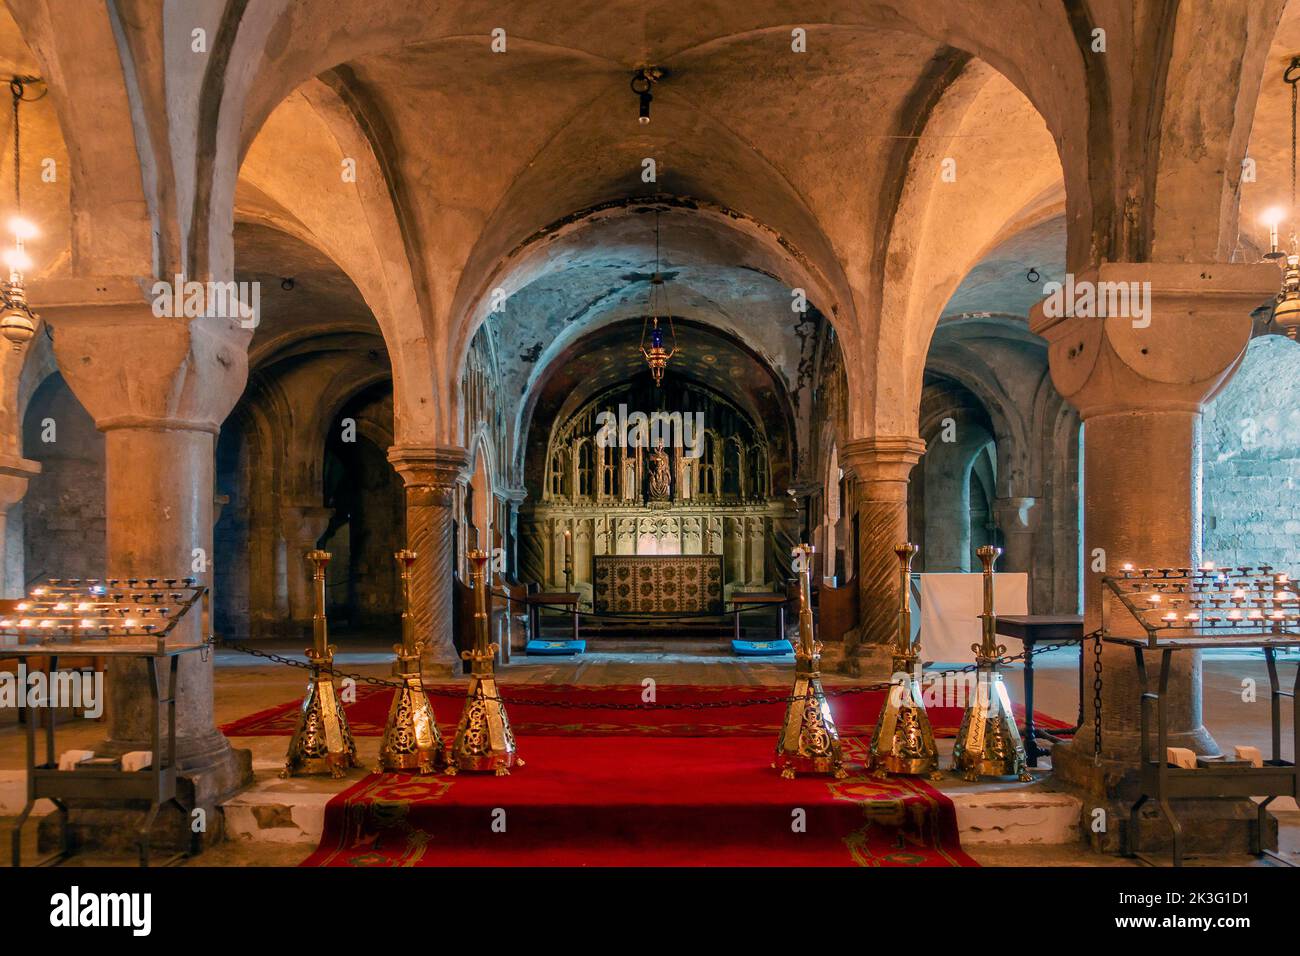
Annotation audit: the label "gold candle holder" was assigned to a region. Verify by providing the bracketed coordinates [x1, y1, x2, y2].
[773, 543, 846, 779]
[951, 545, 1032, 781]
[448, 550, 522, 775]
[867, 543, 940, 779]
[282, 550, 358, 778]
[375, 550, 446, 774]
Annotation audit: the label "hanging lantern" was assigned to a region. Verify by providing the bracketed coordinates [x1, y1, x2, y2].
[638, 212, 678, 385]
[1267, 58, 1300, 339]
[0, 77, 40, 352]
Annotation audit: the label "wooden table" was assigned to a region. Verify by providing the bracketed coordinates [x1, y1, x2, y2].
[731, 593, 789, 642]
[995, 614, 1085, 766]
[525, 592, 581, 643]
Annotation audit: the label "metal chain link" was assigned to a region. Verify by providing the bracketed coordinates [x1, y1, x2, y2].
[213, 636, 1077, 711]
[1091, 627, 1104, 763]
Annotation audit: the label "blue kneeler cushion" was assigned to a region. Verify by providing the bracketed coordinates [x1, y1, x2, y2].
[526, 639, 586, 656]
[731, 638, 794, 657]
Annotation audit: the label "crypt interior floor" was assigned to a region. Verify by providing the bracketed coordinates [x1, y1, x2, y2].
[1, 637, 1296, 867]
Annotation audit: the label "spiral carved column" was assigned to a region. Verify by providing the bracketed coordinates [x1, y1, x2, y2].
[839, 436, 924, 679]
[389, 445, 469, 675]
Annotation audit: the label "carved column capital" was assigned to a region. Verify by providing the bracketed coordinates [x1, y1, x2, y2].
[1030, 262, 1278, 420]
[0, 453, 41, 510]
[993, 495, 1040, 534]
[45, 302, 251, 434]
[839, 435, 925, 493]
[387, 445, 469, 504]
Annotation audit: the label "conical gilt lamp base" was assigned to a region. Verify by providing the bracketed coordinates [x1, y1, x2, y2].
[773, 667, 847, 779]
[376, 673, 446, 774]
[282, 672, 358, 779]
[951, 670, 1032, 782]
[448, 674, 522, 776]
[867, 673, 941, 779]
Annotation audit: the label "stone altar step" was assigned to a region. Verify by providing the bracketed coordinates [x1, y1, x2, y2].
[214, 759, 1086, 848]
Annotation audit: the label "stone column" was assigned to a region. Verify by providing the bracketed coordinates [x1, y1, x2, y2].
[0, 455, 40, 596]
[993, 496, 1039, 577]
[280, 504, 334, 631]
[1031, 263, 1277, 848]
[48, 307, 253, 818]
[839, 436, 925, 677]
[388, 445, 468, 676]
[501, 487, 527, 578]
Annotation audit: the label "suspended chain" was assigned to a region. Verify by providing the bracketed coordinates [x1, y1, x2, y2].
[213, 635, 1078, 710]
[1091, 626, 1104, 762]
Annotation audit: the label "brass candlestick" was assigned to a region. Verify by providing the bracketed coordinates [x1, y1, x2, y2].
[282, 550, 358, 778]
[951, 545, 1032, 781]
[375, 550, 446, 774]
[449, 550, 522, 775]
[867, 543, 940, 779]
[773, 543, 846, 779]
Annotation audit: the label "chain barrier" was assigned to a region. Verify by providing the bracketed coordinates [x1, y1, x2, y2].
[213, 635, 1080, 711]
[1091, 626, 1104, 763]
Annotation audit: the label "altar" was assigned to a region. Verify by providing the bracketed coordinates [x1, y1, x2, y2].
[593, 554, 724, 614]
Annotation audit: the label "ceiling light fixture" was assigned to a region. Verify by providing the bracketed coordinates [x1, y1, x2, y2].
[630, 68, 661, 126]
[1266, 57, 1300, 338]
[1, 76, 42, 352]
[639, 210, 678, 386]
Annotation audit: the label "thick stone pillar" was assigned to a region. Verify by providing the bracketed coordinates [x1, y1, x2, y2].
[388, 445, 468, 675]
[47, 306, 254, 828]
[0, 455, 40, 596]
[839, 436, 925, 677]
[1031, 262, 1278, 850]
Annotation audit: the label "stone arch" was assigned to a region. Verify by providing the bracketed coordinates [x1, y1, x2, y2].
[236, 81, 439, 444]
[867, 63, 1064, 440]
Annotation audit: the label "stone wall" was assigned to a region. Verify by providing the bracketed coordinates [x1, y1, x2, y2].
[21, 374, 106, 584]
[1202, 335, 1300, 572]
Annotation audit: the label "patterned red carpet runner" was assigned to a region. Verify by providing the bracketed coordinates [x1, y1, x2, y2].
[301, 736, 979, 867]
[223, 682, 1070, 738]
[266, 683, 1061, 866]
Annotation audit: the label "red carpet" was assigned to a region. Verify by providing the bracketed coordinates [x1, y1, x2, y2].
[224, 682, 1070, 738]
[301, 736, 978, 867]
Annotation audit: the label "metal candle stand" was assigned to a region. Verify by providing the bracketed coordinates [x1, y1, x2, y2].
[375, 550, 446, 774]
[0, 577, 210, 866]
[1102, 563, 1300, 866]
[448, 550, 522, 775]
[867, 543, 940, 779]
[951, 545, 1033, 782]
[282, 551, 358, 778]
[773, 543, 846, 779]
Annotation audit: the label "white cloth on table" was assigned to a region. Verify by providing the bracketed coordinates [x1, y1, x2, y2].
[914, 572, 1029, 664]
